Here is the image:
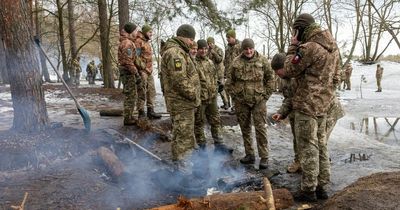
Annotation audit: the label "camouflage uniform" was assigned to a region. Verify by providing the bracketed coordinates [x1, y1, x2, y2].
[71, 58, 81, 86]
[224, 40, 241, 108]
[339, 69, 346, 90]
[326, 96, 345, 139]
[283, 24, 340, 192]
[208, 44, 229, 108]
[134, 31, 157, 113]
[344, 63, 352, 90]
[226, 51, 274, 160]
[86, 61, 97, 84]
[194, 53, 221, 145]
[118, 29, 139, 123]
[376, 65, 383, 92]
[160, 37, 200, 161]
[98, 62, 103, 80]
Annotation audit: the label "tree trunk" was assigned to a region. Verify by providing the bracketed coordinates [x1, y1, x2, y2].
[118, 0, 129, 32]
[0, 0, 49, 132]
[35, 0, 51, 82]
[56, 0, 69, 82]
[68, 0, 77, 59]
[98, 0, 114, 88]
[0, 33, 9, 84]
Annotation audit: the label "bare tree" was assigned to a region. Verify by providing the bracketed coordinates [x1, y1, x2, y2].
[56, 0, 70, 82]
[118, 0, 129, 32]
[68, 0, 78, 60]
[0, 0, 49, 132]
[35, 0, 51, 82]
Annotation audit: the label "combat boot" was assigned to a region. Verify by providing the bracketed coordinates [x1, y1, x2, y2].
[138, 110, 146, 119]
[147, 107, 161, 119]
[259, 158, 268, 169]
[316, 186, 329, 200]
[213, 137, 234, 154]
[294, 190, 317, 202]
[123, 117, 137, 126]
[240, 154, 255, 164]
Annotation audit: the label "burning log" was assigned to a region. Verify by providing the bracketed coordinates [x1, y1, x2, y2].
[97, 146, 124, 177]
[149, 188, 294, 210]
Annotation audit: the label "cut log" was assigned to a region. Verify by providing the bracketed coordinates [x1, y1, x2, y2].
[97, 146, 124, 177]
[263, 177, 276, 210]
[149, 189, 294, 210]
[99, 109, 123, 116]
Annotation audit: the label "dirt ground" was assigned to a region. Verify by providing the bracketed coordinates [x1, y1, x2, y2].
[0, 84, 399, 209]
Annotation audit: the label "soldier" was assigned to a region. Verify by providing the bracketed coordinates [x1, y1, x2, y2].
[194, 39, 232, 153]
[135, 24, 161, 119]
[339, 68, 346, 90]
[224, 29, 241, 113]
[160, 24, 200, 170]
[344, 62, 353, 90]
[118, 22, 141, 125]
[376, 64, 383, 92]
[275, 13, 340, 201]
[225, 38, 274, 169]
[71, 56, 82, 86]
[86, 60, 97, 85]
[207, 37, 229, 110]
[189, 41, 198, 58]
[270, 53, 301, 173]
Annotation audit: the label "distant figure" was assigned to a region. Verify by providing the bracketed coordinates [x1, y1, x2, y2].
[376, 64, 383, 92]
[344, 63, 353, 90]
[86, 60, 97, 85]
[71, 56, 82, 86]
[338, 69, 346, 90]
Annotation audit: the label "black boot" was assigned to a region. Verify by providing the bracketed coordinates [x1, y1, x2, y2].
[259, 158, 268, 169]
[123, 117, 137, 125]
[147, 107, 161, 119]
[294, 190, 317, 202]
[239, 154, 255, 164]
[316, 186, 329, 200]
[138, 110, 146, 119]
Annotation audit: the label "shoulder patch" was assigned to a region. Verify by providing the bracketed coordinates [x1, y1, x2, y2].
[127, 48, 132, 57]
[174, 58, 182, 71]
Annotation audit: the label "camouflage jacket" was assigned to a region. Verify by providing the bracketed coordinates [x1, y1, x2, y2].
[195, 55, 218, 102]
[86, 62, 97, 74]
[224, 40, 241, 74]
[327, 95, 345, 121]
[118, 30, 138, 74]
[135, 31, 153, 74]
[277, 78, 298, 119]
[376, 67, 383, 79]
[160, 37, 201, 111]
[345, 64, 352, 77]
[226, 51, 275, 105]
[207, 45, 224, 82]
[71, 59, 81, 73]
[283, 25, 340, 117]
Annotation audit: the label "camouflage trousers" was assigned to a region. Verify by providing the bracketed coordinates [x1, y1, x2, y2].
[234, 99, 269, 159]
[194, 96, 221, 145]
[345, 77, 351, 89]
[377, 78, 382, 91]
[294, 111, 329, 192]
[74, 73, 81, 86]
[219, 90, 230, 107]
[121, 72, 137, 120]
[289, 114, 299, 162]
[170, 108, 196, 161]
[137, 72, 156, 111]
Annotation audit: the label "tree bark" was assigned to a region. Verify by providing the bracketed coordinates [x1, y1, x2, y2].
[0, 0, 49, 132]
[56, 0, 69, 82]
[0, 33, 9, 84]
[35, 0, 51, 82]
[98, 0, 115, 88]
[118, 0, 129, 32]
[68, 0, 77, 59]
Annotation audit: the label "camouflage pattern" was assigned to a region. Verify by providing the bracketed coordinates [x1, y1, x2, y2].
[283, 24, 339, 192]
[376, 65, 383, 91]
[344, 63, 352, 90]
[223, 39, 241, 107]
[118, 30, 138, 121]
[225, 51, 274, 158]
[86, 61, 97, 84]
[294, 111, 329, 192]
[160, 37, 201, 161]
[98, 62, 103, 79]
[283, 25, 340, 117]
[339, 70, 346, 90]
[71, 58, 81, 85]
[194, 54, 221, 144]
[326, 96, 345, 139]
[135, 31, 157, 112]
[208, 44, 229, 108]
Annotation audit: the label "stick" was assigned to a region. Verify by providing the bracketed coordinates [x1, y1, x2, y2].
[263, 177, 276, 210]
[10, 192, 28, 210]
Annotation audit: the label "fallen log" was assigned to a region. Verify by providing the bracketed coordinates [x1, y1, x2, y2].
[97, 146, 124, 177]
[99, 109, 123, 116]
[149, 188, 294, 210]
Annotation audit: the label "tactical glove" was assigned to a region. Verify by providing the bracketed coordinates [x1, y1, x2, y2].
[135, 72, 142, 85]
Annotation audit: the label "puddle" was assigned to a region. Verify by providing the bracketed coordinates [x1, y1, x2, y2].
[352, 117, 399, 146]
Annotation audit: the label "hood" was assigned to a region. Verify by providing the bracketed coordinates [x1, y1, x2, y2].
[137, 31, 149, 42]
[304, 25, 337, 53]
[119, 30, 131, 42]
[164, 37, 191, 53]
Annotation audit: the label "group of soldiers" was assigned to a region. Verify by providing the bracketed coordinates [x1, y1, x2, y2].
[119, 13, 347, 202]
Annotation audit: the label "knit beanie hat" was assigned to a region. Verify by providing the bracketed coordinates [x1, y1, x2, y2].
[123, 22, 137, 33]
[241, 38, 255, 50]
[271, 53, 286, 71]
[293, 13, 315, 29]
[226, 29, 236, 38]
[176, 24, 196, 39]
[197, 39, 208, 49]
[142, 24, 152, 34]
[207, 37, 215, 44]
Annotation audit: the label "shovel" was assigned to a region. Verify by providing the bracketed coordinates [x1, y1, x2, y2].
[34, 38, 91, 131]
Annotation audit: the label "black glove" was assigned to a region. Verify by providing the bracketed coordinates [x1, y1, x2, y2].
[218, 82, 224, 93]
[135, 72, 142, 85]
